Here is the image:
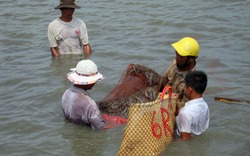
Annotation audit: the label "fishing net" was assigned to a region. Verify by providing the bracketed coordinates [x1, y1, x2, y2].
[117, 86, 177, 156]
[99, 64, 167, 118]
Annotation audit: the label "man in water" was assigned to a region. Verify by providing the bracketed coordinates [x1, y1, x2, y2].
[163, 37, 200, 114]
[62, 59, 126, 129]
[48, 0, 92, 58]
[176, 70, 209, 140]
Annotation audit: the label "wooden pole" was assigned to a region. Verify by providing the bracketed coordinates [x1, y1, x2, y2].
[214, 97, 250, 105]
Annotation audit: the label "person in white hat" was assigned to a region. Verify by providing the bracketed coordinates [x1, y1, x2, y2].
[48, 0, 92, 58]
[61, 59, 126, 129]
[61, 59, 104, 129]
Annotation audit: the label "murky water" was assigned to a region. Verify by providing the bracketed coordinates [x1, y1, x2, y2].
[0, 0, 249, 155]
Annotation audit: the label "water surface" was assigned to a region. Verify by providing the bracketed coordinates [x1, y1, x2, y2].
[0, 0, 249, 155]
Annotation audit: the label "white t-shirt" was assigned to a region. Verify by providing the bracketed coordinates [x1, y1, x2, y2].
[176, 97, 209, 136]
[48, 17, 89, 54]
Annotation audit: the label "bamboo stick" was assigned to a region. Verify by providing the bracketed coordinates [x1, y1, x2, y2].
[214, 97, 250, 105]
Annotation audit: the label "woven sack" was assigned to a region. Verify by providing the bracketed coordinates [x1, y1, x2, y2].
[118, 86, 177, 156]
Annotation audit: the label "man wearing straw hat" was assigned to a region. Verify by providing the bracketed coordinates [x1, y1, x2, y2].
[62, 59, 126, 129]
[48, 0, 92, 58]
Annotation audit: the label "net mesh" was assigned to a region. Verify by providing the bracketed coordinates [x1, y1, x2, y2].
[117, 92, 177, 156]
[99, 64, 167, 118]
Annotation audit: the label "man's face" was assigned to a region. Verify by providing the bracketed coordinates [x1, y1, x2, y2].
[175, 51, 188, 68]
[61, 8, 75, 16]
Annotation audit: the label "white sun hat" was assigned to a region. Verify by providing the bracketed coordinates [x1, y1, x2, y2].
[67, 59, 104, 85]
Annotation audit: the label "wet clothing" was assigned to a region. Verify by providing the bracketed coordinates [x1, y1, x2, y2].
[61, 85, 106, 129]
[48, 17, 89, 54]
[176, 97, 209, 136]
[163, 59, 196, 108]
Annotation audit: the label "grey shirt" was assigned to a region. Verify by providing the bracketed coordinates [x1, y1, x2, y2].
[61, 85, 106, 129]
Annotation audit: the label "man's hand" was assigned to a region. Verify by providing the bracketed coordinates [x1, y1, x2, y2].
[50, 47, 60, 57]
[181, 132, 191, 140]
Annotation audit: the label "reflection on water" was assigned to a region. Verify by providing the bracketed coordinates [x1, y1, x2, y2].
[163, 133, 210, 156]
[61, 122, 125, 156]
[0, 0, 249, 155]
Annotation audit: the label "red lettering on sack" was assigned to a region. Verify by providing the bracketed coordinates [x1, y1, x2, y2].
[151, 111, 162, 139]
[151, 108, 173, 139]
[161, 108, 174, 137]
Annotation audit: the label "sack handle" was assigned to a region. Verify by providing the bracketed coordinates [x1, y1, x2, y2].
[160, 86, 172, 100]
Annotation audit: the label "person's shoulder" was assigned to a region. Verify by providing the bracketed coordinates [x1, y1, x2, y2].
[62, 88, 73, 97]
[202, 99, 209, 110]
[169, 59, 177, 69]
[199, 97, 209, 107]
[172, 59, 176, 64]
[74, 17, 84, 22]
[73, 17, 86, 25]
[72, 93, 91, 107]
[48, 18, 61, 27]
[49, 18, 58, 23]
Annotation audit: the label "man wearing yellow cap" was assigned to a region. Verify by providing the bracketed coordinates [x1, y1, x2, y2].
[162, 37, 200, 114]
[48, 0, 92, 58]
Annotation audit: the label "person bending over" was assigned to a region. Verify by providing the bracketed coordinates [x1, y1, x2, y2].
[62, 59, 126, 129]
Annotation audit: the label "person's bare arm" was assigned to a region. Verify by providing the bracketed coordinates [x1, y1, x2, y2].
[83, 44, 92, 54]
[83, 44, 92, 59]
[50, 47, 60, 57]
[181, 132, 191, 140]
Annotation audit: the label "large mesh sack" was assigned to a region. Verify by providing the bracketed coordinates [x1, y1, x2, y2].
[99, 64, 167, 118]
[117, 86, 177, 156]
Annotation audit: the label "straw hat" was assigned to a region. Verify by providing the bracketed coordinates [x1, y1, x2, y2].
[55, 0, 81, 10]
[67, 60, 104, 85]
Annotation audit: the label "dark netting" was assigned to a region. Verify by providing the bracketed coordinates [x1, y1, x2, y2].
[99, 64, 167, 118]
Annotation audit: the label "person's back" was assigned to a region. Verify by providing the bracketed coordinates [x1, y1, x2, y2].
[176, 97, 209, 136]
[175, 70, 209, 140]
[62, 85, 105, 128]
[61, 59, 107, 129]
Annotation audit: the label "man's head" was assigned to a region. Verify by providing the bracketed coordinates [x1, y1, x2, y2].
[184, 71, 208, 99]
[67, 59, 104, 86]
[171, 37, 199, 69]
[55, 0, 81, 10]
